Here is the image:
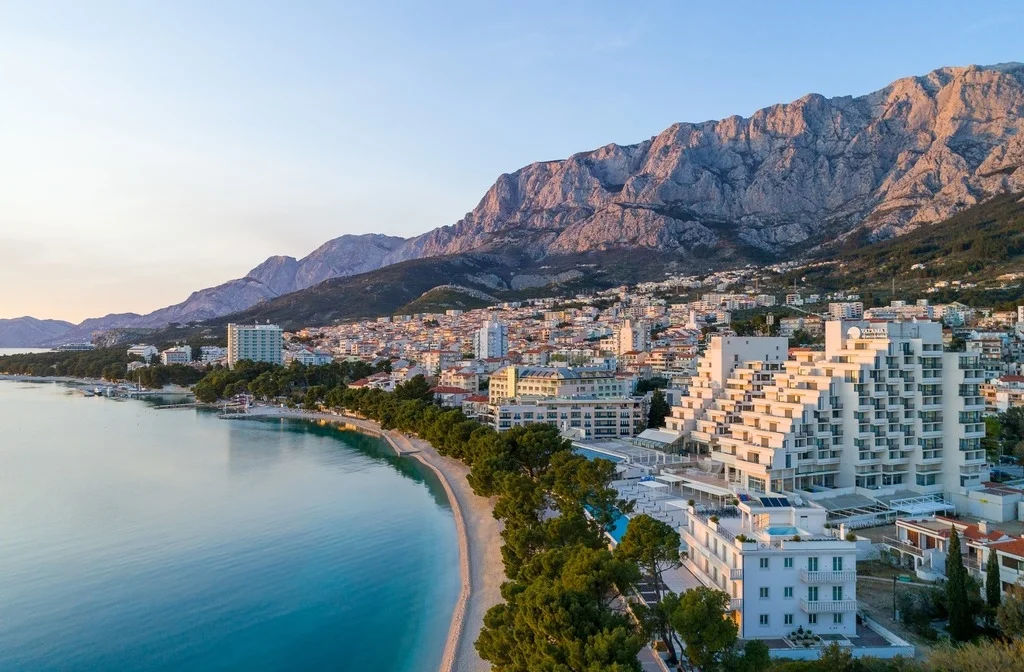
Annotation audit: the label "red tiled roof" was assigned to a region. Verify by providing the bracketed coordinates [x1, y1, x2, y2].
[991, 538, 1024, 559]
[430, 386, 469, 394]
[464, 394, 489, 403]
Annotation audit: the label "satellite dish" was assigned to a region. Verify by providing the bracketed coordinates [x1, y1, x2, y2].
[847, 326, 862, 339]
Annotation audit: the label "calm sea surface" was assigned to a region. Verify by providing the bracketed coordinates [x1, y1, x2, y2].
[0, 380, 460, 671]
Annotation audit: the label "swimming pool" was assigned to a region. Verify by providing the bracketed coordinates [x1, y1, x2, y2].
[765, 526, 800, 536]
[575, 447, 625, 463]
[584, 504, 630, 544]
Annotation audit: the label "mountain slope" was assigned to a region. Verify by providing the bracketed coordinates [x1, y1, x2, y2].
[36, 234, 408, 345]
[790, 192, 1024, 293]
[23, 63, 1024, 343]
[0, 317, 75, 348]
[386, 62, 1024, 263]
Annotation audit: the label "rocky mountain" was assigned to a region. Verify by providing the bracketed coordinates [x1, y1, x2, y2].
[386, 62, 1024, 261]
[247, 234, 407, 295]
[33, 234, 408, 345]
[0, 317, 75, 348]
[18, 63, 1024, 344]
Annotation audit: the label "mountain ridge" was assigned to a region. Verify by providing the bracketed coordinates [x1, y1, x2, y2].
[9, 62, 1024, 345]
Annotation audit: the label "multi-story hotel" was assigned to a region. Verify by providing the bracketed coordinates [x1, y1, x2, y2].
[488, 366, 630, 403]
[666, 321, 987, 505]
[481, 396, 646, 439]
[227, 323, 284, 369]
[681, 497, 858, 639]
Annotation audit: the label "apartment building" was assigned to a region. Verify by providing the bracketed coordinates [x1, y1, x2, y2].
[681, 497, 858, 639]
[828, 302, 864, 320]
[667, 322, 987, 503]
[227, 323, 284, 369]
[981, 375, 1024, 412]
[160, 345, 192, 365]
[488, 366, 630, 403]
[482, 396, 646, 438]
[884, 516, 1009, 578]
[127, 344, 158, 361]
[474, 321, 508, 359]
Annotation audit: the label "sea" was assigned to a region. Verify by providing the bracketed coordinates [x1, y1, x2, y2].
[0, 378, 460, 671]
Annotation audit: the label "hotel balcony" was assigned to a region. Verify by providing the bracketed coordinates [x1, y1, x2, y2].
[730, 567, 743, 580]
[800, 569, 857, 584]
[729, 598, 744, 611]
[800, 598, 858, 613]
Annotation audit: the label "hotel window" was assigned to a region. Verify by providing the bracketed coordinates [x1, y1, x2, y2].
[807, 586, 819, 602]
[808, 557, 819, 572]
[833, 556, 843, 571]
[784, 614, 793, 625]
[808, 614, 818, 625]
[833, 613, 843, 624]
[759, 614, 769, 626]
[784, 587, 793, 598]
[784, 557, 793, 569]
[832, 586, 843, 601]
[759, 587, 769, 599]
[759, 558, 769, 569]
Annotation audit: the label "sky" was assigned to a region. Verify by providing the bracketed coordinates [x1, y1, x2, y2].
[1, 1, 1022, 323]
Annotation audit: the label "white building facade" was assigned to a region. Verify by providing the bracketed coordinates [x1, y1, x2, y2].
[474, 321, 508, 359]
[227, 323, 284, 369]
[681, 499, 858, 639]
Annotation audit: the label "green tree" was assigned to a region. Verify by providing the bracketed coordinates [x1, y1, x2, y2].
[997, 583, 1024, 637]
[393, 374, 434, 402]
[732, 638, 772, 672]
[669, 586, 737, 672]
[634, 591, 681, 665]
[946, 526, 974, 641]
[986, 548, 1002, 618]
[614, 514, 680, 600]
[647, 389, 670, 429]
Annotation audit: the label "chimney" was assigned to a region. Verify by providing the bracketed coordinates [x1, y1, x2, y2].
[978, 520, 988, 534]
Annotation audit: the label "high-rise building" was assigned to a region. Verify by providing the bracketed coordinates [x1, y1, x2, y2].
[617, 319, 649, 355]
[474, 320, 508, 359]
[227, 323, 284, 369]
[667, 322, 987, 503]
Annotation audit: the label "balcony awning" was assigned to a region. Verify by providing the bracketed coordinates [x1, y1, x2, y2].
[889, 495, 955, 515]
[640, 480, 669, 489]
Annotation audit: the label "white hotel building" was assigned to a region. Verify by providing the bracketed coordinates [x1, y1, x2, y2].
[227, 323, 284, 369]
[681, 497, 858, 639]
[664, 321, 987, 505]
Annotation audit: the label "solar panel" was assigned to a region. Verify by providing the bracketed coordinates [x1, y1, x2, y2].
[776, 497, 791, 507]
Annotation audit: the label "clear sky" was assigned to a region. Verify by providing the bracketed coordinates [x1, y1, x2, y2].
[1, 0, 1021, 322]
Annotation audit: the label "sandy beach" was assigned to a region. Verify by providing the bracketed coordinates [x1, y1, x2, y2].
[241, 407, 503, 672]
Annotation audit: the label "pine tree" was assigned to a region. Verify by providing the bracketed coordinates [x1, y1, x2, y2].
[946, 526, 974, 641]
[647, 389, 670, 429]
[987, 548, 1002, 611]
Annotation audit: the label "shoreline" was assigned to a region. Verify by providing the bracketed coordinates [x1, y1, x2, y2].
[240, 406, 503, 672]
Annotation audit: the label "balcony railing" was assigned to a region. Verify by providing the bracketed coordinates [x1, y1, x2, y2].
[730, 567, 743, 580]
[800, 598, 858, 613]
[729, 598, 743, 611]
[883, 537, 923, 556]
[800, 569, 857, 583]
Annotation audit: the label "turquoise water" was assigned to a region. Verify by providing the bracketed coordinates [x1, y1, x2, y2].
[574, 447, 625, 463]
[765, 526, 800, 536]
[0, 381, 460, 671]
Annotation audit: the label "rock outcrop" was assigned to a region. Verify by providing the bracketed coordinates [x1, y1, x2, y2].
[388, 62, 1024, 260]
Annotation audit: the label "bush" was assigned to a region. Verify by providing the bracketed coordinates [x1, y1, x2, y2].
[846, 532, 857, 541]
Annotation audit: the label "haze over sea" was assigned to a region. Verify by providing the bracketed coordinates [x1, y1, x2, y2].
[0, 379, 459, 671]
